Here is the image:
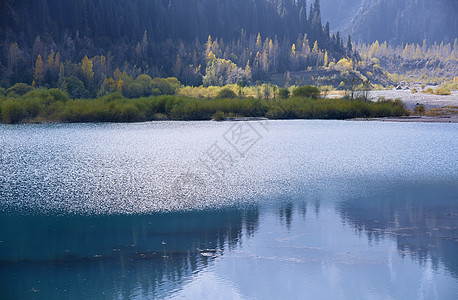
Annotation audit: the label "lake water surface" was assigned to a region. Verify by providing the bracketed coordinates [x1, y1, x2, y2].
[1, 120, 457, 299]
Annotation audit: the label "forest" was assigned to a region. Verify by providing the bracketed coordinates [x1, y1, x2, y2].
[2, 0, 457, 95]
[1, 0, 348, 92]
[0, 0, 456, 125]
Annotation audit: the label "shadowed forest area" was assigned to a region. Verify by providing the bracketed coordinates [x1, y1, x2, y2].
[1, 0, 346, 90]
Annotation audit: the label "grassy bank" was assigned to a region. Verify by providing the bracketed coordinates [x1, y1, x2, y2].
[0, 88, 408, 124]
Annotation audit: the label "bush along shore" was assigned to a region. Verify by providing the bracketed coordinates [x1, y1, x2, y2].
[0, 87, 409, 124]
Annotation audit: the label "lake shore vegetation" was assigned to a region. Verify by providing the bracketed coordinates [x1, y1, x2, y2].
[0, 85, 409, 124]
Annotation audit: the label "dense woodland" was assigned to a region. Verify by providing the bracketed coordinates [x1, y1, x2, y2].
[1, 0, 456, 101]
[1, 0, 350, 92]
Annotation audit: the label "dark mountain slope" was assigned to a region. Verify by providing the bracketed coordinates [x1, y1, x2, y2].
[320, 0, 458, 44]
[1, 0, 326, 47]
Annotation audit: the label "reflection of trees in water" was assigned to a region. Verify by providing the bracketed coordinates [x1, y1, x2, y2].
[277, 199, 313, 229]
[0, 207, 260, 299]
[337, 184, 458, 279]
[243, 206, 260, 237]
[314, 199, 321, 217]
[277, 199, 311, 229]
[278, 202, 294, 230]
[298, 200, 308, 219]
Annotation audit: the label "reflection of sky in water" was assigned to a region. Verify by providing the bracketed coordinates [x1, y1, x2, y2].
[1, 184, 456, 299]
[0, 120, 457, 299]
[169, 184, 457, 299]
[178, 199, 456, 300]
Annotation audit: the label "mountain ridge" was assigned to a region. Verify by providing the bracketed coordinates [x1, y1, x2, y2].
[321, 0, 458, 44]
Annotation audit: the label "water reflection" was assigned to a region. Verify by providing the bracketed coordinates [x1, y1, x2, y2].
[0, 207, 260, 299]
[278, 202, 294, 230]
[337, 182, 458, 279]
[1, 182, 457, 299]
[1, 121, 457, 298]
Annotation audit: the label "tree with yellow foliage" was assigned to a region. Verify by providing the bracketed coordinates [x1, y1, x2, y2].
[312, 41, 319, 54]
[46, 50, 55, 70]
[81, 55, 94, 81]
[34, 54, 44, 85]
[323, 51, 329, 67]
[117, 80, 124, 93]
[256, 33, 262, 52]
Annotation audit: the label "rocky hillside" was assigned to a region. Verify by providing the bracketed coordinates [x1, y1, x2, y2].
[320, 0, 458, 44]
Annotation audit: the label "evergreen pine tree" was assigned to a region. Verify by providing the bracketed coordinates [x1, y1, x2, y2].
[346, 35, 352, 57]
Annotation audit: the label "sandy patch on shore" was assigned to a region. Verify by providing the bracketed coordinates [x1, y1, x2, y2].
[369, 89, 458, 110]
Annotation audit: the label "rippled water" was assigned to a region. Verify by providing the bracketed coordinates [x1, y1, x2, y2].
[1, 120, 457, 299]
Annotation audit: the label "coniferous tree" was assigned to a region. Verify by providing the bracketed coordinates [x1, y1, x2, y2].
[346, 35, 353, 57]
[0, 0, 350, 89]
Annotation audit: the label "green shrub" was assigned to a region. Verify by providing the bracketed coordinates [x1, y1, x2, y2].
[292, 85, 320, 99]
[216, 88, 237, 99]
[23, 98, 43, 119]
[212, 111, 226, 121]
[124, 82, 144, 98]
[48, 89, 69, 102]
[2, 100, 26, 123]
[165, 77, 181, 91]
[414, 104, 425, 114]
[434, 87, 451, 95]
[22, 88, 70, 105]
[278, 88, 290, 99]
[439, 81, 458, 91]
[0, 91, 409, 123]
[422, 88, 434, 94]
[124, 74, 155, 98]
[266, 108, 290, 119]
[102, 92, 124, 102]
[6, 83, 35, 96]
[151, 77, 181, 95]
[65, 76, 90, 99]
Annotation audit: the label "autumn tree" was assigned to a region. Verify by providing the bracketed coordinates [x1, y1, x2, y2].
[203, 52, 250, 86]
[34, 54, 44, 85]
[81, 55, 94, 84]
[312, 41, 319, 53]
[323, 51, 329, 67]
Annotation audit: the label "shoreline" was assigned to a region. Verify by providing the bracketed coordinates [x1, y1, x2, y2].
[4, 115, 458, 125]
[349, 114, 458, 123]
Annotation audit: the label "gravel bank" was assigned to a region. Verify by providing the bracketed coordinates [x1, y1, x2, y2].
[369, 89, 458, 110]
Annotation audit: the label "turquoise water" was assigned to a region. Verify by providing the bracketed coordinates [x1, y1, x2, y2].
[1, 120, 457, 299]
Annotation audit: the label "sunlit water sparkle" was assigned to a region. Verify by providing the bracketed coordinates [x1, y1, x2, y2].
[0, 120, 457, 299]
